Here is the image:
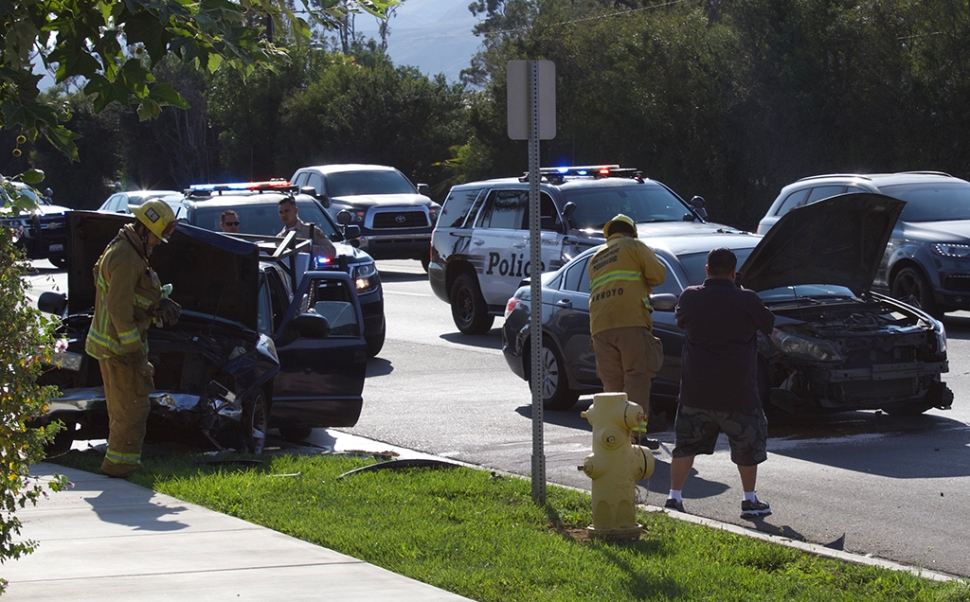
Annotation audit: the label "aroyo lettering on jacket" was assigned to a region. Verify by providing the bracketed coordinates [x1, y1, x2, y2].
[486, 252, 545, 277]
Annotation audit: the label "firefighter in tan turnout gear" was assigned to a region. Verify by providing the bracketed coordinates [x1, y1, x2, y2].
[587, 214, 667, 444]
[86, 199, 182, 478]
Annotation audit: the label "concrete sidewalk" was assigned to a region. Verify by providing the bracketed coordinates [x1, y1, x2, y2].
[2, 461, 474, 602]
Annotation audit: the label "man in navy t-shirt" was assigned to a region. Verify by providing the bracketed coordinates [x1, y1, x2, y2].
[664, 248, 775, 519]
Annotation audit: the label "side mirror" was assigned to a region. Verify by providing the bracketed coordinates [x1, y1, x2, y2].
[561, 201, 577, 229]
[649, 292, 678, 312]
[291, 313, 331, 339]
[336, 210, 353, 226]
[38, 291, 68, 315]
[417, 183, 432, 197]
[342, 224, 361, 240]
[689, 196, 708, 221]
[303, 186, 331, 209]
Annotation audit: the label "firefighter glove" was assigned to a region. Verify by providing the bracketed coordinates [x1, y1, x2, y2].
[158, 298, 181, 326]
[123, 352, 155, 378]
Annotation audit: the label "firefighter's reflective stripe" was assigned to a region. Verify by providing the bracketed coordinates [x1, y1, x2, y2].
[590, 269, 643, 291]
[104, 448, 140, 466]
[85, 225, 161, 361]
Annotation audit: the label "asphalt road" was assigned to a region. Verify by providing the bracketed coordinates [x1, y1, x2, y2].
[339, 259, 970, 578]
[26, 257, 970, 577]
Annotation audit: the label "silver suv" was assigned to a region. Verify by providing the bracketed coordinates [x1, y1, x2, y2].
[758, 172, 970, 316]
[291, 164, 440, 269]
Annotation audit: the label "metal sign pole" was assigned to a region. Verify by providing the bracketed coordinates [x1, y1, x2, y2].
[528, 59, 546, 505]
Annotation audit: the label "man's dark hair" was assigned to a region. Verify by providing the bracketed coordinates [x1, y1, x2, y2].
[707, 247, 737, 277]
[221, 209, 238, 222]
[278, 196, 297, 208]
[606, 220, 636, 237]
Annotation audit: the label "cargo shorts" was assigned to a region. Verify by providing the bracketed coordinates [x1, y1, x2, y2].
[672, 404, 768, 466]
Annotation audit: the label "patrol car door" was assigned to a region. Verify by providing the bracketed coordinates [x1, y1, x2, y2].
[472, 189, 565, 309]
[270, 271, 367, 428]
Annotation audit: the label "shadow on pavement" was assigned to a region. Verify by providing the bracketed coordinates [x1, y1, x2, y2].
[438, 330, 503, 350]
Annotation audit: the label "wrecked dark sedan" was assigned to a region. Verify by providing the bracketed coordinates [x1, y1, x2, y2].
[502, 193, 952, 418]
[37, 211, 368, 453]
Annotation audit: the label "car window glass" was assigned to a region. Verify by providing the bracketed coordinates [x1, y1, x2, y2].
[479, 190, 528, 230]
[561, 183, 690, 230]
[523, 193, 561, 231]
[439, 188, 483, 228]
[307, 278, 360, 336]
[193, 200, 338, 237]
[881, 182, 970, 222]
[845, 185, 867, 194]
[652, 257, 681, 295]
[257, 279, 274, 337]
[325, 170, 414, 196]
[775, 189, 809, 215]
[265, 270, 288, 333]
[806, 185, 844, 203]
[307, 173, 325, 195]
[292, 172, 308, 187]
[681, 249, 756, 285]
[562, 257, 590, 292]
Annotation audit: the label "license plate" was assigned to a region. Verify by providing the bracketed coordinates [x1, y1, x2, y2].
[49, 244, 63, 252]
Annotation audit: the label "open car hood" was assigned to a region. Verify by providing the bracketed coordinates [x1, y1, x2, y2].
[67, 211, 261, 331]
[739, 193, 904, 294]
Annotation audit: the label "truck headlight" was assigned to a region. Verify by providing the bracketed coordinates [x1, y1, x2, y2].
[353, 262, 380, 294]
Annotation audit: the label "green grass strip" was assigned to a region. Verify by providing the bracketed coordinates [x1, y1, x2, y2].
[52, 450, 970, 602]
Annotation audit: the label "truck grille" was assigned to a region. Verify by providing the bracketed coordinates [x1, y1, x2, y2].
[372, 211, 429, 230]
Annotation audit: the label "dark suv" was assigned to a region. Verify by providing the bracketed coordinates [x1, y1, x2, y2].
[0, 180, 70, 268]
[429, 166, 738, 334]
[291, 164, 440, 269]
[178, 183, 386, 357]
[757, 172, 970, 317]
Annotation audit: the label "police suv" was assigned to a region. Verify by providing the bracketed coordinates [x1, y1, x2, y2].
[177, 181, 387, 357]
[429, 166, 738, 334]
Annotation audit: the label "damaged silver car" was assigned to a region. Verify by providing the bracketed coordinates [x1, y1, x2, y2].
[37, 211, 368, 453]
[502, 193, 953, 416]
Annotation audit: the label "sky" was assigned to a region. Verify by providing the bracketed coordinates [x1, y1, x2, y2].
[352, 0, 484, 82]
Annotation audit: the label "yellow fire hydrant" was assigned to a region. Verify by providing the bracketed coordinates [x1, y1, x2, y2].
[578, 392, 655, 540]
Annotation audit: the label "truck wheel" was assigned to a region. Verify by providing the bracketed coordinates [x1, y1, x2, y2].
[892, 267, 940, 317]
[528, 339, 579, 411]
[450, 274, 493, 334]
[366, 316, 386, 358]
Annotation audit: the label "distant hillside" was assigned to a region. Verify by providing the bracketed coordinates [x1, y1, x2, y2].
[354, 0, 483, 82]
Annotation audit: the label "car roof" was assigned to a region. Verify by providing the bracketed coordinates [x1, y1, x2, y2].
[449, 175, 669, 191]
[572, 231, 761, 264]
[296, 164, 398, 174]
[788, 171, 966, 189]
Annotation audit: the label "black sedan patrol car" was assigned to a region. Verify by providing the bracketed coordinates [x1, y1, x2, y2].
[36, 211, 369, 453]
[502, 194, 953, 417]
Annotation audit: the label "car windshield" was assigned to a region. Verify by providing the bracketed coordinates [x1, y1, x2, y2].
[879, 182, 970, 222]
[679, 249, 756, 286]
[561, 183, 691, 230]
[325, 170, 415, 197]
[193, 200, 339, 238]
[756, 284, 857, 303]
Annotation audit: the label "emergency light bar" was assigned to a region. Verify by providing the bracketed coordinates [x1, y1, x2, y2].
[188, 180, 297, 195]
[519, 165, 643, 183]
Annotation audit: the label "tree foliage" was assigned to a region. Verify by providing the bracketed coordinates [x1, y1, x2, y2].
[459, 0, 970, 229]
[0, 0, 394, 160]
[0, 205, 67, 594]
